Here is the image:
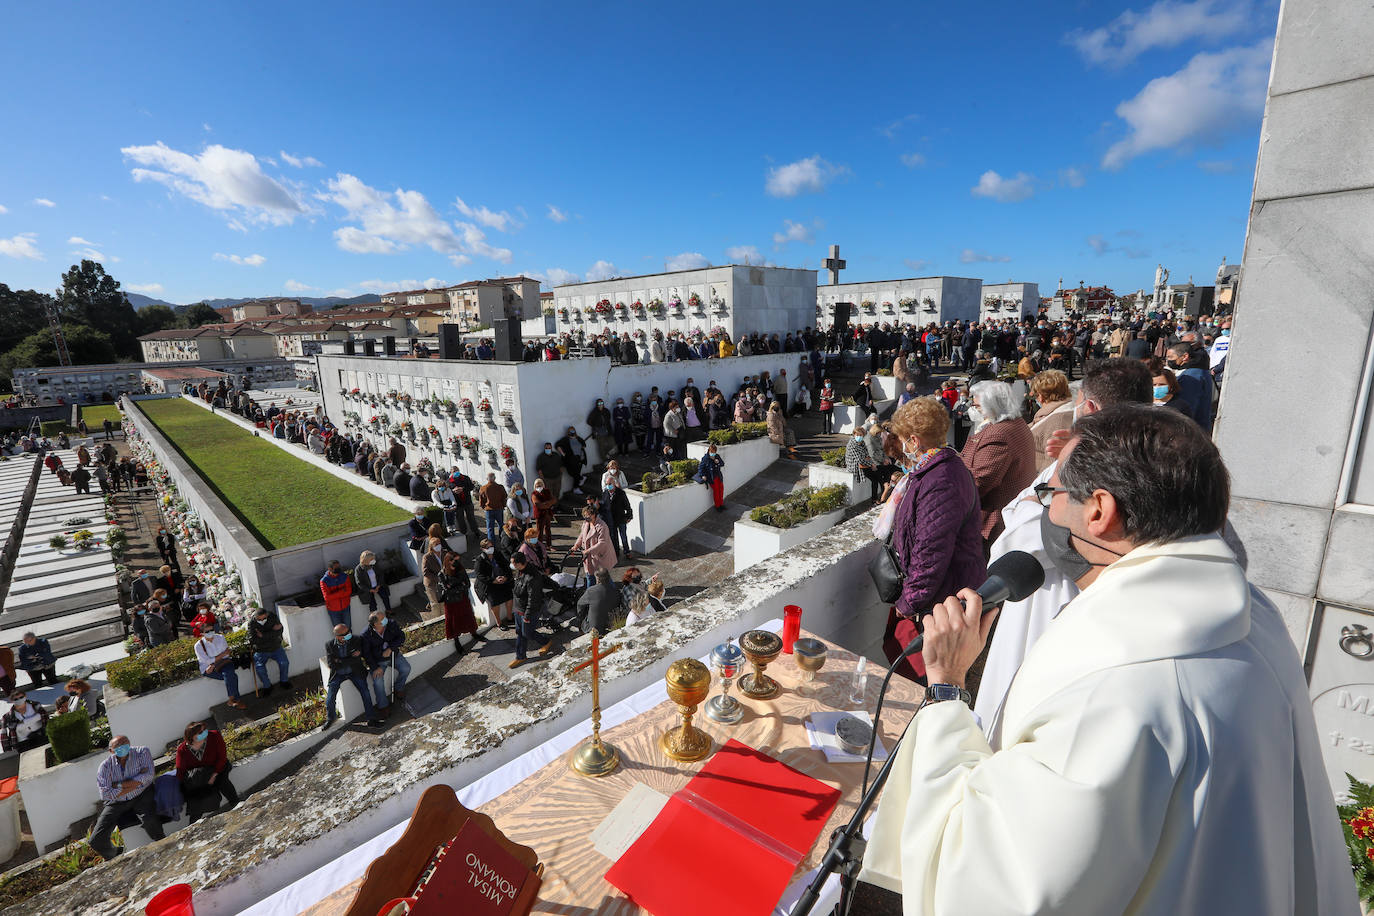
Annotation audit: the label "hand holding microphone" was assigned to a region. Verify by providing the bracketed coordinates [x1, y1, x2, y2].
[923, 588, 1000, 688]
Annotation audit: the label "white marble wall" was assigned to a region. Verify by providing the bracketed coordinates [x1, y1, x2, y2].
[815, 276, 982, 328]
[1213, 0, 1374, 795]
[551, 266, 816, 343]
[980, 282, 1039, 323]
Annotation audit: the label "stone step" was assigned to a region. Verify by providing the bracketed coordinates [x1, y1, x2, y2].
[1, 587, 120, 625]
[10, 550, 112, 581]
[0, 603, 123, 645]
[7, 568, 116, 598]
[207, 668, 324, 726]
[48, 620, 126, 658]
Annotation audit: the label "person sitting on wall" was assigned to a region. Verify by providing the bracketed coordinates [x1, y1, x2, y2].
[176, 720, 239, 823]
[1, 689, 50, 753]
[323, 624, 383, 729]
[194, 627, 247, 710]
[89, 736, 165, 860]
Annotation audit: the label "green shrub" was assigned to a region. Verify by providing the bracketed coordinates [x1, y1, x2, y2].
[747, 484, 849, 529]
[877, 368, 893, 376]
[707, 422, 768, 447]
[107, 630, 252, 695]
[821, 447, 846, 468]
[422, 506, 444, 533]
[640, 459, 700, 494]
[48, 534, 69, 550]
[46, 711, 93, 763]
[40, 421, 71, 437]
[222, 690, 326, 763]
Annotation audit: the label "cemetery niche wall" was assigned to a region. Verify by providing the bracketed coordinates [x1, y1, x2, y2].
[815, 275, 982, 328]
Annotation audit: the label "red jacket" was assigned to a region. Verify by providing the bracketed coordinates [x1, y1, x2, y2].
[176, 730, 229, 778]
[320, 571, 352, 612]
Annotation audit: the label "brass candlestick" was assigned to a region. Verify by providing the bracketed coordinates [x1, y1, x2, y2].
[660, 658, 713, 762]
[569, 630, 622, 777]
[738, 629, 783, 700]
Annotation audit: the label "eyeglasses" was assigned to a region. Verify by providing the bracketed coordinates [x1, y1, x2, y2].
[1033, 483, 1069, 508]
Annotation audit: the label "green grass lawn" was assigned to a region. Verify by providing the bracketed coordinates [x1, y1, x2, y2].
[80, 404, 123, 427]
[138, 398, 409, 550]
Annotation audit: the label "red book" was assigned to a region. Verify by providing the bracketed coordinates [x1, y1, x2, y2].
[606, 740, 841, 916]
[410, 819, 533, 916]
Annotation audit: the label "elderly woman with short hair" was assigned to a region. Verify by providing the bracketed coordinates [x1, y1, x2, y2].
[882, 398, 986, 682]
[961, 380, 1038, 545]
[1028, 369, 1076, 471]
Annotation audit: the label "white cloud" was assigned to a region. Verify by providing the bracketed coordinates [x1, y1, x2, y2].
[903, 258, 933, 273]
[765, 155, 846, 198]
[424, 278, 445, 289]
[1067, 0, 1253, 67]
[960, 249, 1012, 264]
[665, 252, 711, 271]
[321, 173, 509, 265]
[541, 268, 582, 287]
[725, 245, 763, 264]
[67, 236, 97, 246]
[0, 204, 7, 214]
[546, 204, 569, 223]
[1059, 167, 1087, 188]
[585, 260, 619, 282]
[279, 150, 323, 168]
[457, 222, 513, 263]
[213, 252, 267, 266]
[71, 247, 118, 263]
[284, 279, 317, 292]
[878, 114, 919, 139]
[454, 197, 518, 232]
[0, 233, 42, 260]
[359, 279, 419, 293]
[226, 218, 248, 234]
[900, 152, 926, 168]
[1086, 233, 1151, 258]
[772, 219, 816, 249]
[121, 142, 306, 225]
[127, 283, 164, 295]
[971, 170, 1036, 202]
[1102, 39, 1272, 169]
[33, 198, 55, 208]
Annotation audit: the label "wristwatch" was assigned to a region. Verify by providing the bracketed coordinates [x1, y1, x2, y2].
[924, 683, 972, 706]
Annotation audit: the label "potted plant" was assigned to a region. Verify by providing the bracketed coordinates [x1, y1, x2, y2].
[861, 299, 876, 314]
[49, 533, 69, 550]
[458, 397, 474, 417]
[922, 296, 936, 311]
[688, 292, 704, 313]
[477, 398, 493, 419]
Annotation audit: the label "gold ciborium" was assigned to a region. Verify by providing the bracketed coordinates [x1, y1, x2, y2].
[738, 629, 783, 700]
[660, 658, 713, 762]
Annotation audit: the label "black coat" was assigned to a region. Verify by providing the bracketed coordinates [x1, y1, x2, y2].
[577, 583, 621, 634]
[474, 552, 513, 605]
[360, 620, 406, 669]
[512, 571, 546, 620]
[607, 487, 633, 527]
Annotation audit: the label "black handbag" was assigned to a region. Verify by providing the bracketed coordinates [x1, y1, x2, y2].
[867, 532, 905, 604]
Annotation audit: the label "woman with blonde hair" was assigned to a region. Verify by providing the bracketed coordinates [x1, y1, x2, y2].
[1028, 369, 1075, 471]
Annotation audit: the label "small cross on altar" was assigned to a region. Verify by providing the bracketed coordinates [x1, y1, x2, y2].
[822, 244, 847, 286]
[569, 630, 623, 777]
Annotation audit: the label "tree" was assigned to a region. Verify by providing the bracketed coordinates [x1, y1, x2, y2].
[56, 260, 140, 358]
[178, 302, 225, 328]
[0, 284, 53, 356]
[138, 304, 179, 335]
[0, 325, 118, 383]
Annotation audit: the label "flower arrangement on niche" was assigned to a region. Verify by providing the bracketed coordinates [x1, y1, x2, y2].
[499, 445, 517, 464]
[687, 292, 703, 310]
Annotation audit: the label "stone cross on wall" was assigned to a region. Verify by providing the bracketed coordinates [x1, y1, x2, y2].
[822, 244, 846, 286]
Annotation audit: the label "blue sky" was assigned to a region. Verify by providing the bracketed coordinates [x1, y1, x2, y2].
[0, 0, 1277, 304]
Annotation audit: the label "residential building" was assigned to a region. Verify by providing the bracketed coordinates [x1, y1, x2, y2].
[268, 322, 394, 358]
[444, 276, 542, 328]
[138, 326, 277, 362]
[140, 367, 232, 394]
[11, 358, 296, 403]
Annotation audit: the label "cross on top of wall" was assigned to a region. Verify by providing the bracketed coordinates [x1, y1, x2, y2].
[822, 244, 846, 286]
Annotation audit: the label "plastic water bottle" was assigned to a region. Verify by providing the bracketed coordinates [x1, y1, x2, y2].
[849, 656, 868, 706]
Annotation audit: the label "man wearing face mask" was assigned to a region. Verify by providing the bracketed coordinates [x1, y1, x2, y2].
[90, 736, 164, 859]
[972, 358, 1152, 743]
[587, 398, 614, 461]
[1167, 342, 1214, 431]
[534, 442, 565, 503]
[361, 610, 410, 715]
[556, 426, 589, 495]
[155, 526, 179, 571]
[862, 405, 1355, 915]
[323, 624, 383, 729]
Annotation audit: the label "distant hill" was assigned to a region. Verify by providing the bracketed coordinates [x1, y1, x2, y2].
[126, 293, 383, 311]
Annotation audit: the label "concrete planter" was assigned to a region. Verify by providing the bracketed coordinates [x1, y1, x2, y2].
[733, 507, 847, 573]
[833, 400, 897, 433]
[871, 376, 901, 401]
[624, 437, 780, 553]
[808, 462, 867, 506]
[105, 673, 233, 755]
[18, 746, 107, 853]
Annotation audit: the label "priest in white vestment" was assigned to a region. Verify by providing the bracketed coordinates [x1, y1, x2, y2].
[861, 405, 1355, 914]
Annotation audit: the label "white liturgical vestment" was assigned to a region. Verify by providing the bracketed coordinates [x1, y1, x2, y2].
[860, 535, 1356, 915]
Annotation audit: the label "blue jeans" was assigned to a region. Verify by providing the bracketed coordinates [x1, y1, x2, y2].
[325, 673, 375, 722]
[485, 509, 501, 544]
[369, 652, 412, 707]
[363, 582, 392, 613]
[203, 663, 240, 700]
[514, 611, 542, 660]
[612, 523, 630, 555]
[253, 648, 289, 686]
[327, 608, 351, 632]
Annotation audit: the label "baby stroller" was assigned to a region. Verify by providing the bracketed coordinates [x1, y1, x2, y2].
[541, 549, 587, 631]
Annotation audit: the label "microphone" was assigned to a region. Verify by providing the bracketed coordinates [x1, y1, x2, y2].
[897, 549, 1046, 659]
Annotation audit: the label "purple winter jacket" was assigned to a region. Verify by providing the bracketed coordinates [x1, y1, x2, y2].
[891, 447, 987, 618]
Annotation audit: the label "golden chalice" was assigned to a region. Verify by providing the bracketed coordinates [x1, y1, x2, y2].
[738, 629, 783, 700]
[661, 658, 713, 762]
